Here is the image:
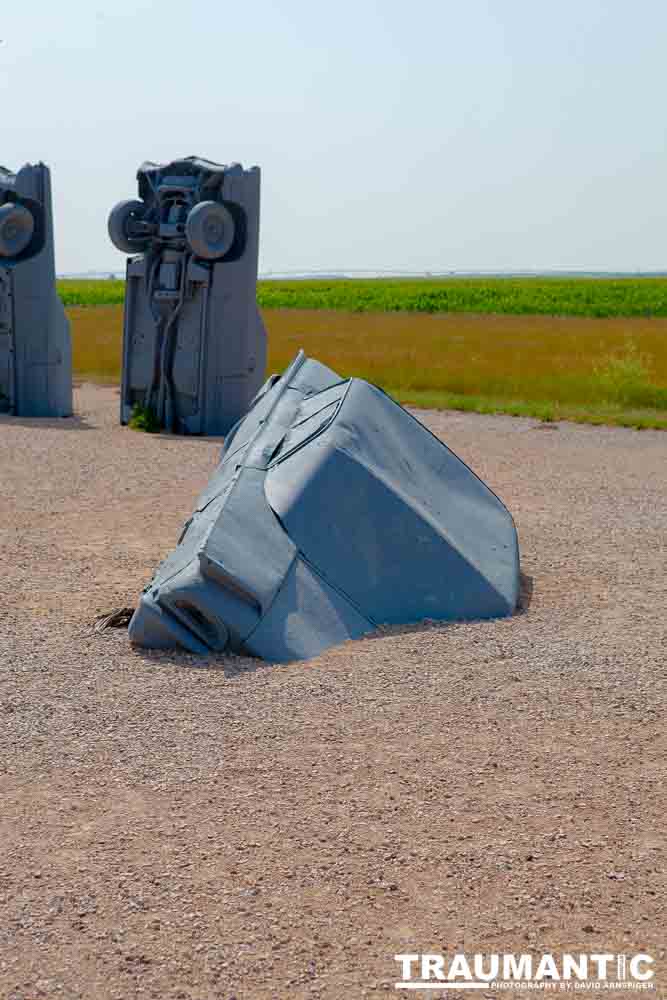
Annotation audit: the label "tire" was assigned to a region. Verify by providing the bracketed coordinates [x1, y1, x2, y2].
[0, 203, 35, 258]
[108, 199, 149, 254]
[185, 201, 235, 260]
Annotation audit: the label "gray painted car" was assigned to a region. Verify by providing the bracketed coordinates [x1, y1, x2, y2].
[109, 156, 267, 435]
[129, 352, 521, 662]
[0, 162, 71, 418]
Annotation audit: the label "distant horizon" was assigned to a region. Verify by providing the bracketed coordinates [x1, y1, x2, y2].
[57, 268, 667, 281]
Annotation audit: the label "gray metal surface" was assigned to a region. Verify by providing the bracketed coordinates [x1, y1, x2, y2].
[0, 163, 71, 418]
[129, 352, 521, 662]
[109, 156, 267, 435]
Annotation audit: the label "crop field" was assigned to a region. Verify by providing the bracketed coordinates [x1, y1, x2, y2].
[68, 297, 667, 429]
[58, 275, 667, 317]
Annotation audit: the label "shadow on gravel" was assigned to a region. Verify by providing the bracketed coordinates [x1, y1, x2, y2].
[148, 432, 227, 446]
[517, 571, 534, 613]
[0, 413, 93, 431]
[92, 609, 272, 678]
[128, 644, 273, 679]
[118, 425, 227, 446]
[93, 573, 535, 673]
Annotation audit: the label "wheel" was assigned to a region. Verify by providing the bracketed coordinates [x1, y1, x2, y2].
[185, 201, 235, 260]
[108, 199, 149, 254]
[0, 203, 35, 258]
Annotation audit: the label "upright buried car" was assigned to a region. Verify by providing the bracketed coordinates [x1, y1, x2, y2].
[108, 156, 267, 435]
[129, 352, 521, 662]
[0, 162, 71, 418]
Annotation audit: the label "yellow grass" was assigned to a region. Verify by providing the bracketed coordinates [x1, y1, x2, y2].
[69, 306, 667, 427]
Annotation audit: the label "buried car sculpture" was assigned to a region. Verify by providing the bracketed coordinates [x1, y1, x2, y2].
[0, 162, 71, 418]
[108, 155, 267, 435]
[128, 351, 521, 662]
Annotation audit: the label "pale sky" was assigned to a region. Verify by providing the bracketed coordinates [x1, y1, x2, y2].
[2, 0, 666, 274]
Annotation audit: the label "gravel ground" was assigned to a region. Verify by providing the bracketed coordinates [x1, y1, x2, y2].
[0, 384, 665, 1000]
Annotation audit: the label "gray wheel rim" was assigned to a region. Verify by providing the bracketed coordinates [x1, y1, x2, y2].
[108, 200, 146, 254]
[186, 202, 235, 259]
[0, 204, 34, 257]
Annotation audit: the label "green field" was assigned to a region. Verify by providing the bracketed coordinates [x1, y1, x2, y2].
[58, 275, 667, 318]
[58, 280, 124, 306]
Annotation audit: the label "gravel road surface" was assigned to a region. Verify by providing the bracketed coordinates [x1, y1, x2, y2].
[1, 385, 665, 999]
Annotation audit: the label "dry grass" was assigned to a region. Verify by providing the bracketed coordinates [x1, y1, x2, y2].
[69, 306, 667, 427]
[69, 306, 124, 383]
